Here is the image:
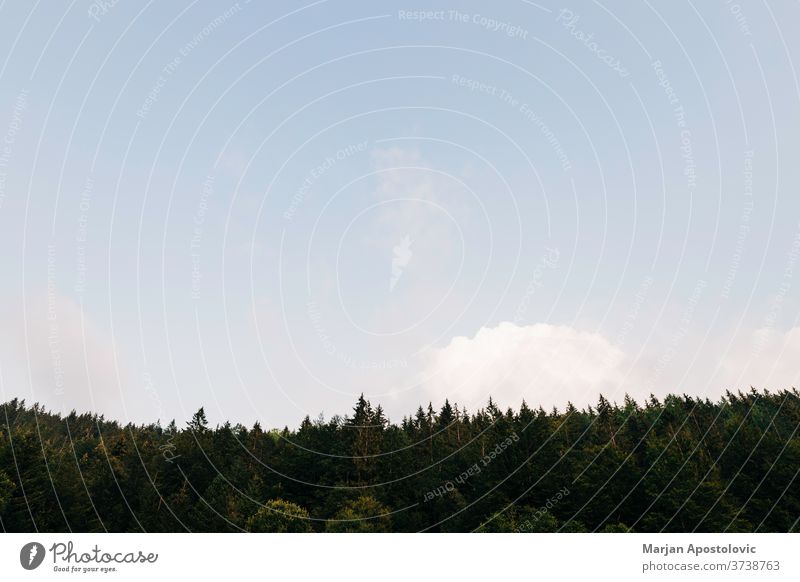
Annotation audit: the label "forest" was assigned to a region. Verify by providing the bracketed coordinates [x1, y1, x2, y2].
[1, 388, 798, 532]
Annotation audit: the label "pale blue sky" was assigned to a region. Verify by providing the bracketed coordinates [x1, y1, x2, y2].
[0, 1, 798, 426]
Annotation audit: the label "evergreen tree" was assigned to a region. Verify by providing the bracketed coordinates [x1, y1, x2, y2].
[246, 499, 313, 532]
[0, 390, 797, 532]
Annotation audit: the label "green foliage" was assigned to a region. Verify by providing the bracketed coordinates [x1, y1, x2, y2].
[246, 499, 312, 533]
[0, 470, 14, 514]
[325, 496, 392, 532]
[600, 522, 632, 533]
[0, 389, 798, 532]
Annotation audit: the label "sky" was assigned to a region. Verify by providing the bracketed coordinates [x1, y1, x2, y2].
[0, 0, 798, 427]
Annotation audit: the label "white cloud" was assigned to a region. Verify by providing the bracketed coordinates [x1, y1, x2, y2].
[369, 146, 459, 244]
[418, 321, 800, 414]
[421, 321, 626, 410]
[337, 146, 471, 333]
[717, 326, 800, 391]
[0, 292, 132, 419]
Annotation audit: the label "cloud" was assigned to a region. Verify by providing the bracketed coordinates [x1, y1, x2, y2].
[333, 146, 470, 333]
[369, 146, 456, 243]
[0, 292, 131, 419]
[717, 326, 800, 391]
[421, 321, 626, 410]
[418, 320, 800, 414]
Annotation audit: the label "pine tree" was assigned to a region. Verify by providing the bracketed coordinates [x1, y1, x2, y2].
[187, 407, 209, 433]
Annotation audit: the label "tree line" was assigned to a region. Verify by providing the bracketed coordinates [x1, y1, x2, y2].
[1, 388, 798, 532]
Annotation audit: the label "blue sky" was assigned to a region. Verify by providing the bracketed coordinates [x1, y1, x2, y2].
[0, 0, 799, 427]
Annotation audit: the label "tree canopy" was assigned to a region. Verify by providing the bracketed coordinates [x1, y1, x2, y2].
[1, 389, 798, 532]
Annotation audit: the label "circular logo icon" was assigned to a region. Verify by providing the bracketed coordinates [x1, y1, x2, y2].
[20, 542, 46, 570]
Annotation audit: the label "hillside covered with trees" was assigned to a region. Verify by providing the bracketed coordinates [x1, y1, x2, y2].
[1, 389, 798, 532]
